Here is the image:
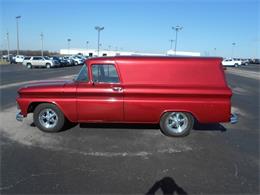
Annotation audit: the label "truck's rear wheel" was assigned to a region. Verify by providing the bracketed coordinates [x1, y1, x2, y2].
[33, 103, 65, 132]
[160, 112, 194, 137]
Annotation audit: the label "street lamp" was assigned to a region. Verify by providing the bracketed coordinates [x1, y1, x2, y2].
[67, 38, 71, 54]
[95, 26, 104, 56]
[86, 41, 89, 50]
[169, 39, 174, 50]
[232, 42, 236, 58]
[16, 16, 21, 55]
[172, 25, 183, 55]
[40, 32, 44, 57]
[6, 32, 10, 62]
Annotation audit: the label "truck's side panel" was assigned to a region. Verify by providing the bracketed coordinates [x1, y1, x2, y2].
[122, 85, 231, 123]
[115, 57, 231, 123]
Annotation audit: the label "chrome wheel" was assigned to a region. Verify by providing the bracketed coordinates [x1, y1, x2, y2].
[38, 108, 58, 129]
[165, 112, 188, 134]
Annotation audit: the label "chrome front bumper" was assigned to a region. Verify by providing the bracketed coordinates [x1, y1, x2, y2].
[16, 111, 24, 122]
[230, 113, 238, 124]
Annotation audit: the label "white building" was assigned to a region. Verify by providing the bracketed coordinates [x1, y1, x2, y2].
[166, 50, 201, 57]
[60, 48, 200, 57]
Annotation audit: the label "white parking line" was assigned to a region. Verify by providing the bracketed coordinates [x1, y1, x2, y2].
[0, 74, 76, 90]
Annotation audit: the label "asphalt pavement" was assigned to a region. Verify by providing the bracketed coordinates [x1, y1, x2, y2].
[0, 64, 259, 194]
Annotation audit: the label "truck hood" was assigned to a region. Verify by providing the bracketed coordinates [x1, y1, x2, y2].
[18, 80, 74, 95]
[23, 80, 70, 88]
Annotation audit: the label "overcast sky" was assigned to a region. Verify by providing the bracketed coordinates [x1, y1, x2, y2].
[1, 0, 259, 58]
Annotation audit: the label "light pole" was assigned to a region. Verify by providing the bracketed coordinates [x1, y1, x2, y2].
[108, 45, 111, 51]
[86, 41, 89, 50]
[67, 38, 71, 54]
[232, 42, 236, 58]
[169, 39, 174, 50]
[6, 32, 10, 62]
[214, 48, 217, 56]
[16, 16, 21, 55]
[40, 32, 44, 57]
[172, 25, 183, 55]
[95, 26, 104, 56]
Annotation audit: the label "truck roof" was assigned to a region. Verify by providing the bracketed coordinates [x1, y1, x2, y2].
[88, 56, 222, 62]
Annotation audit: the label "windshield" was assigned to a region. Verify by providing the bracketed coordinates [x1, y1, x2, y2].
[75, 64, 88, 82]
[44, 56, 50, 60]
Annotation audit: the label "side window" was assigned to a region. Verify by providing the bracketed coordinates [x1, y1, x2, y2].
[91, 64, 119, 83]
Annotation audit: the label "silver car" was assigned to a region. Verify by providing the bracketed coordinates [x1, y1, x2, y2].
[22, 56, 60, 69]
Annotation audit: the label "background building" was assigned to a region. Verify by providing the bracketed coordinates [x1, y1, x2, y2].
[60, 48, 201, 57]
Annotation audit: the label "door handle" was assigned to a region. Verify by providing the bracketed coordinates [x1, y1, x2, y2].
[112, 87, 122, 91]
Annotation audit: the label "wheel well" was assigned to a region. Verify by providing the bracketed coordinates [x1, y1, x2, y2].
[27, 102, 44, 113]
[27, 102, 70, 121]
[160, 111, 199, 123]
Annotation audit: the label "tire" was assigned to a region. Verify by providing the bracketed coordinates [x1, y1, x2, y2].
[235, 63, 238, 67]
[160, 112, 194, 137]
[27, 63, 32, 69]
[33, 103, 65, 132]
[74, 61, 78, 66]
[46, 63, 51, 69]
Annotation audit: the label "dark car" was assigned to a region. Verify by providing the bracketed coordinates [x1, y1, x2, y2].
[50, 56, 68, 66]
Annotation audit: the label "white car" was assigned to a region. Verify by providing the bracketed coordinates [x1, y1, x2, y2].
[14, 55, 25, 63]
[22, 56, 60, 69]
[222, 59, 242, 67]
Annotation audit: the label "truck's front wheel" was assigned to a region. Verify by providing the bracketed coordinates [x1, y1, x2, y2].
[34, 103, 65, 132]
[160, 112, 194, 137]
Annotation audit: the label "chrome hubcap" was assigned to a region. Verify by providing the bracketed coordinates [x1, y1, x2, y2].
[38, 108, 58, 129]
[166, 112, 188, 133]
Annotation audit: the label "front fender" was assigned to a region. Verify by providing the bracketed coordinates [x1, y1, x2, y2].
[16, 97, 77, 122]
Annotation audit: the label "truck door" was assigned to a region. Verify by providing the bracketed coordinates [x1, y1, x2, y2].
[77, 63, 124, 122]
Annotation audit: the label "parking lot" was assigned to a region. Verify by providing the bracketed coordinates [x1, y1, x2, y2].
[0, 64, 259, 194]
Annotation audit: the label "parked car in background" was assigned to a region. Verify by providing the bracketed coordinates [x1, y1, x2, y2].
[22, 56, 60, 69]
[14, 55, 25, 63]
[222, 58, 242, 67]
[241, 59, 249, 66]
[50, 56, 68, 66]
[252, 59, 260, 64]
[70, 56, 84, 65]
[2, 54, 14, 63]
[62, 56, 74, 66]
[16, 56, 237, 137]
[58, 57, 70, 66]
[22, 56, 31, 66]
